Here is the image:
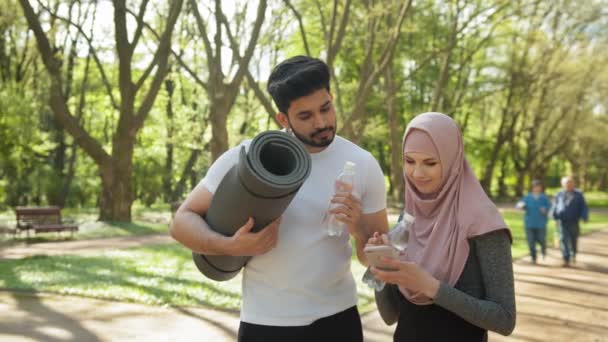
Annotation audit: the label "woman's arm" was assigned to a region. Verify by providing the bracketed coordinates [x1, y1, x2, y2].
[433, 229, 516, 335]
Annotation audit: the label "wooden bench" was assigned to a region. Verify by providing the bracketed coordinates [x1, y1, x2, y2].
[15, 206, 78, 238]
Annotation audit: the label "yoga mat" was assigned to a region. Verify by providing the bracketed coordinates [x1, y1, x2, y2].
[193, 130, 312, 281]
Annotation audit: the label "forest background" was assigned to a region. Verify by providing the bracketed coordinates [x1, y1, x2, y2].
[2, 0, 607, 221]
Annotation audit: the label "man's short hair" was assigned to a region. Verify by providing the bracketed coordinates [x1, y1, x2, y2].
[267, 56, 330, 114]
[531, 179, 543, 188]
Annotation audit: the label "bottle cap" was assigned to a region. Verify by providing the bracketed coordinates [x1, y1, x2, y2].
[402, 212, 415, 223]
[344, 161, 356, 172]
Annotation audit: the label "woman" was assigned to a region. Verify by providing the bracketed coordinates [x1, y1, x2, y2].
[369, 112, 515, 340]
[517, 179, 551, 264]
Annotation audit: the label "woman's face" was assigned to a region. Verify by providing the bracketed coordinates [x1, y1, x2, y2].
[404, 151, 443, 195]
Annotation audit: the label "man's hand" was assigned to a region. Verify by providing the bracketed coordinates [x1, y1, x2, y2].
[226, 217, 281, 256]
[329, 191, 363, 239]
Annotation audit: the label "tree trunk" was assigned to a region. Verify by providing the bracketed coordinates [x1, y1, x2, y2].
[187, 0, 267, 162]
[100, 134, 135, 221]
[514, 166, 526, 198]
[57, 142, 77, 207]
[386, 65, 404, 203]
[99, 161, 134, 221]
[497, 155, 509, 199]
[209, 99, 230, 161]
[163, 79, 175, 202]
[172, 148, 202, 202]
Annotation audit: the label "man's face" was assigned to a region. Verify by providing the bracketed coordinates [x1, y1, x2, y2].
[562, 177, 575, 191]
[282, 89, 336, 152]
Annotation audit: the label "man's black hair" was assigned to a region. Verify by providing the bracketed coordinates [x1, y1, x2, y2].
[267, 55, 331, 114]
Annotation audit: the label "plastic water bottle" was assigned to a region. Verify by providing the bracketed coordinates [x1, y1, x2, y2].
[388, 212, 414, 251]
[327, 161, 356, 237]
[362, 212, 415, 291]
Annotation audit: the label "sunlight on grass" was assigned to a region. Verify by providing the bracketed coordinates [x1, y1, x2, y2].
[1, 207, 606, 312]
[0, 243, 378, 313]
[0, 244, 243, 310]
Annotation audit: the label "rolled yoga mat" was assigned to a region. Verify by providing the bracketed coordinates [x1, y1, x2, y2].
[193, 130, 312, 281]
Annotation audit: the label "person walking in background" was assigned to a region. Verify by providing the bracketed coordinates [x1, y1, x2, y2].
[553, 176, 589, 267]
[516, 180, 551, 264]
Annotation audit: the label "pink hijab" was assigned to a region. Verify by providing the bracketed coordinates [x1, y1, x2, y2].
[400, 112, 509, 305]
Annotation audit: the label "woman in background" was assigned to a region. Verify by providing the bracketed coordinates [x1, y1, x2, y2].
[517, 179, 551, 264]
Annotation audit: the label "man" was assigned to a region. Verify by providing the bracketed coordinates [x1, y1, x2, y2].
[553, 176, 588, 267]
[170, 55, 388, 341]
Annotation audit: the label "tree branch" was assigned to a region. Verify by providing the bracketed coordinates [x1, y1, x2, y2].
[19, 0, 111, 165]
[134, 0, 184, 128]
[131, 0, 150, 48]
[283, 0, 310, 55]
[33, 1, 119, 110]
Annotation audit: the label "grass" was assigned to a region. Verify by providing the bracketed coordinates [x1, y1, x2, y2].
[0, 243, 376, 312]
[0, 244, 243, 310]
[585, 192, 608, 208]
[0, 207, 606, 312]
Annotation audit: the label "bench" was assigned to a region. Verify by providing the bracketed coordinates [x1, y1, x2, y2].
[15, 206, 78, 238]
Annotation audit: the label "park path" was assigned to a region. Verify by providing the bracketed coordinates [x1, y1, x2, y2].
[0, 234, 173, 260]
[1, 228, 608, 341]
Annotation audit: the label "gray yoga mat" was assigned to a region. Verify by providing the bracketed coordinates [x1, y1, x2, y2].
[193, 130, 312, 281]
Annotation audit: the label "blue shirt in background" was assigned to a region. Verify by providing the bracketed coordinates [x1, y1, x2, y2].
[520, 193, 552, 229]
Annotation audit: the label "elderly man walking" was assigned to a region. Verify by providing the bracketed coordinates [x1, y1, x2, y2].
[552, 176, 589, 267]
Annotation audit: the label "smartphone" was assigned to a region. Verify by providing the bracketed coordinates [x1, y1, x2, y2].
[364, 245, 399, 271]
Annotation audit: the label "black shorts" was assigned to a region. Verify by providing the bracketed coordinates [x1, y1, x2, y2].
[238, 306, 363, 342]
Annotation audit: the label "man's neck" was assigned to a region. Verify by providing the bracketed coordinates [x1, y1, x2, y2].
[306, 145, 328, 154]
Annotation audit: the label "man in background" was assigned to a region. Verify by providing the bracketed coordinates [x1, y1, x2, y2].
[553, 176, 588, 267]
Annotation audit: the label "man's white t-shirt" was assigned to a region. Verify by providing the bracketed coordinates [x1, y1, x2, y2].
[201, 135, 386, 326]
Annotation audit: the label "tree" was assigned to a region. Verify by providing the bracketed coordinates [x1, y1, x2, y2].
[20, 0, 184, 220]
[177, 0, 267, 161]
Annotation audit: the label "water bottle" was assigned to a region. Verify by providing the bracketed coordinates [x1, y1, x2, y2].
[388, 212, 414, 251]
[327, 161, 356, 237]
[362, 212, 415, 291]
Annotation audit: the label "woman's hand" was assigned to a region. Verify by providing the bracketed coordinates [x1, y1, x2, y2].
[367, 231, 390, 246]
[370, 257, 441, 299]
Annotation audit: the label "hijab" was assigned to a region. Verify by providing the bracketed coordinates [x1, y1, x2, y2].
[400, 112, 509, 304]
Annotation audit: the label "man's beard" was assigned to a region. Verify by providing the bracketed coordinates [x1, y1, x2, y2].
[290, 125, 336, 148]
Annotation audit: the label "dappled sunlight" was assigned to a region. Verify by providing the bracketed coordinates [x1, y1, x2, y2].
[0, 244, 244, 310]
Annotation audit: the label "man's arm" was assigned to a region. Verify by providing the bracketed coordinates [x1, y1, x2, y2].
[580, 192, 589, 222]
[170, 182, 280, 256]
[355, 209, 389, 266]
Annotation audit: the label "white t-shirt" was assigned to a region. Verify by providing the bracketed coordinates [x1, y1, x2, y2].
[201, 135, 387, 326]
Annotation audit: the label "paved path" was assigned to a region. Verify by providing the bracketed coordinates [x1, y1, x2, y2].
[1, 229, 608, 341]
[0, 291, 239, 342]
[0, 234, 173, 260]
[364, 230, 608, 342]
